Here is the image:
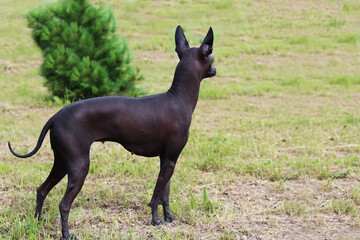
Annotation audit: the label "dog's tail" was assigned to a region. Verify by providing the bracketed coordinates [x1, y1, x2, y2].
[8, 117, 54, 158]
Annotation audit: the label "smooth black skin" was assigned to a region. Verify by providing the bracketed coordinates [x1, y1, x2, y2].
[8, 25, 216, 239]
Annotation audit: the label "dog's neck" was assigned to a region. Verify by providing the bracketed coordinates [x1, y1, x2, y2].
[168, 59, 202, 113]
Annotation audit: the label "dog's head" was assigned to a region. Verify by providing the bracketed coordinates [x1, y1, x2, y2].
[175, 26, 216, 79]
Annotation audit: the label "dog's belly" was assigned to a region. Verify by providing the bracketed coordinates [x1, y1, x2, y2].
[120, 142, 161, 157]
[96, 135, 163, 158]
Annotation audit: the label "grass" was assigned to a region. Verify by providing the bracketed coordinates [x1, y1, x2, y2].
[1, 0, 360, 239]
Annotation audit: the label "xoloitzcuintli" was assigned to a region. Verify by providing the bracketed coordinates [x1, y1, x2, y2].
[8, 25, 216, 239]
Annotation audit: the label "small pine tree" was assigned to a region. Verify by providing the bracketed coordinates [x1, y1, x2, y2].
[27, 0, 143, 101]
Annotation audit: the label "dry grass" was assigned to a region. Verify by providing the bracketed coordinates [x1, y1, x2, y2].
[1, 0, 360, 239]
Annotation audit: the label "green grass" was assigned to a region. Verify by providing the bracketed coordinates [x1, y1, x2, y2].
[1, 0, 360, 239]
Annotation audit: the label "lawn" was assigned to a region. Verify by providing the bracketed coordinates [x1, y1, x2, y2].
[1, 0, 360, 239]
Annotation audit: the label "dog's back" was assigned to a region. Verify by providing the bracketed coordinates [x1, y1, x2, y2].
[50, 93, 191, 157]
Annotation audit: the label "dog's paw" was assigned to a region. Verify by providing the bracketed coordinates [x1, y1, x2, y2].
[151, 217, 164, 226]
[165, 214, 175, 223]
[37, 217, 48, 223]
[61, 234, 78, 240]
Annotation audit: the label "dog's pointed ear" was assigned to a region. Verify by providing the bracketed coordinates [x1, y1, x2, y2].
[175, 25, 189, 59]
[199, 27, 214, 57]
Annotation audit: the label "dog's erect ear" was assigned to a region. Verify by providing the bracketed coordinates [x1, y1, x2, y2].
[202, 27, 214, 47]
[199, 27, 214, 57]
[175, 25, 190, 59]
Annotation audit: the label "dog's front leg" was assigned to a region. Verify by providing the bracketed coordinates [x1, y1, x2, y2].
[160, 180, 175, 223]
[148, 157, 177, 225]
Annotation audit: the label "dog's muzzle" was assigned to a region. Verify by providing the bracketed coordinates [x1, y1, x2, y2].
[205, 65, 216, 78]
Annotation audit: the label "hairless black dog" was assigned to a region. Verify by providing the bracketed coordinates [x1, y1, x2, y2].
[8, 25, 216, 240]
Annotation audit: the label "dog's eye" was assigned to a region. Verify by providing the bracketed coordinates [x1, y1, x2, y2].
[209, 55, 215, 64]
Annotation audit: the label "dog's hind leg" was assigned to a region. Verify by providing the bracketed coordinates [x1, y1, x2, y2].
[59, 155, 90, 240]
[35, 150, 67, 221]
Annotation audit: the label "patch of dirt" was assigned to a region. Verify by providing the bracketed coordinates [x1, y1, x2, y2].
[256, 0, 342, 17]
[213, 177, 360, 239]
[254, 52, 359, 70]
[138, 50, 175, 64]
[0, 57, 41, 74]
[63, 176, 360, 240]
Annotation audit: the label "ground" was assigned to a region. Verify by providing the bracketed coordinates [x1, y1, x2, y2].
[1, 0, 360, 239]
